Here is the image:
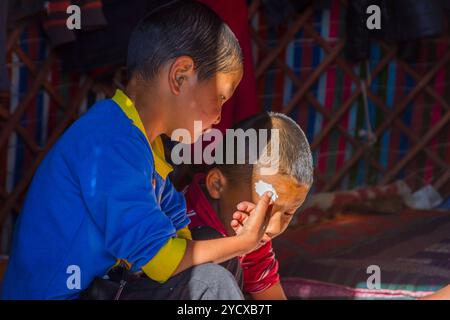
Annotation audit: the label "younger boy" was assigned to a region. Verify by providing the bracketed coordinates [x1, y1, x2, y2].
[184, 112, 314, 299]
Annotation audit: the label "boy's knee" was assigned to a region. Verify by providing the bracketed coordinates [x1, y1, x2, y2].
[190, 263, 243, 300]
[192, 263, 233, 281]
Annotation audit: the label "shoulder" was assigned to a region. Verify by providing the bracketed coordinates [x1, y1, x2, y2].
[52, 100, 153, 174]
[62, 99, 150, 155]
[68, 99, 135, 139]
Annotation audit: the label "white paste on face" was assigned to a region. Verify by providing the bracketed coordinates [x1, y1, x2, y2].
[254, 180, 279, 203]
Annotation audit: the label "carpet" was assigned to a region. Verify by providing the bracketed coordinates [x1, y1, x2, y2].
[274, 209, 450, 299]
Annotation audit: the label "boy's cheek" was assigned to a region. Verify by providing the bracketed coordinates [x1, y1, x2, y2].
[266, 213, 291, 238]
[265, 215, 282, 237]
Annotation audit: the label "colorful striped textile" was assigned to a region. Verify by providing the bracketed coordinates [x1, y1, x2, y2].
[4, 3, 450, 204]
[2, 2, 450, 250]
[251, 0, 450, 192]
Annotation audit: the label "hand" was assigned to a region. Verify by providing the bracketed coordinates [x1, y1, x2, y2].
[230, 201, 255, 235]
[234, 192, 273, 252]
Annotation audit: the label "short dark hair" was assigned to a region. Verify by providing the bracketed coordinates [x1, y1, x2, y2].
[127, 0, 243, 81]
[213, 112, 314, 187]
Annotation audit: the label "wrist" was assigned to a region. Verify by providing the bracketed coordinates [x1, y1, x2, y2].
[234, 233, 258, 254]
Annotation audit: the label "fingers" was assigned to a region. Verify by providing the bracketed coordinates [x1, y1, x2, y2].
[233, 211, 249, 223]
[231, 211, 248, 235]
[252, 191, 273, 227]
[236, 201, 256, 212]
[230, 219, 243, 235]
[230, 219, 240, 229]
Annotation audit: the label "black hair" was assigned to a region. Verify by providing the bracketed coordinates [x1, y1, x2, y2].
[127, 0, 243, 81]
[212, 112, 314, 187]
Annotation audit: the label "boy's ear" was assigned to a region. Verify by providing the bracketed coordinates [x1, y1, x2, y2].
[168, 56, 195, 95]
[205, 168, 227, 200]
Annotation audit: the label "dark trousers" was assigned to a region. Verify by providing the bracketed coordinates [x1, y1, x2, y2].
[82, 226, 244, 300]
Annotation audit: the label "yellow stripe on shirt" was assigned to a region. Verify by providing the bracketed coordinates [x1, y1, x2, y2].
[141, 237, 187, 283]
[113, 224, 191, 278]
[176, 226, 193, 240]
[112, 89, 173, 179]
[111, 89, 188, 282]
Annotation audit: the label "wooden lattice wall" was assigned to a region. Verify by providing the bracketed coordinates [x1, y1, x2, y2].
[0, 0, 449, 250]
[249, 0, 450, 194]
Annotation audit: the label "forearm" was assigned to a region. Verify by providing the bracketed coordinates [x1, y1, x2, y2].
[172, 191, 273, 279]
[172, 236, 251, 276]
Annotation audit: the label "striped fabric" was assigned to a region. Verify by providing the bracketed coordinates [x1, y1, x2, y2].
[6, 3, 450, 200]
[43, 0, 107, 47]
[2, 3, 449, 252]
[251, 1, 450, 192]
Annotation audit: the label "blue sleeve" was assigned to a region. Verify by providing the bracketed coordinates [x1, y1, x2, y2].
[76, 135, 176, 271]
[159, 177, 190, 231]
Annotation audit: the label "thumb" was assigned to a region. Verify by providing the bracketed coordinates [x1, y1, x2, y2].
[251, 191, 273, 228]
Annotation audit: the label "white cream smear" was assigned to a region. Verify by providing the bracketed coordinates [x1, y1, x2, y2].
[254, 180, 279, 203]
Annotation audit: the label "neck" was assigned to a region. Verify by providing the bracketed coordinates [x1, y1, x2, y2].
[124, 81, 166, 143]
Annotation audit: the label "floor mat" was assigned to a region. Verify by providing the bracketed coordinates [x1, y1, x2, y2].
[273, 209, 450, 299]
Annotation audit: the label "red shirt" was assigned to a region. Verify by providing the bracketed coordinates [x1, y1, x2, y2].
[183, 174, 280, 294]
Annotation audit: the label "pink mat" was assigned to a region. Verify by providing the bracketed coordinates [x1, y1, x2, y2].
[282, 277, 435, 299]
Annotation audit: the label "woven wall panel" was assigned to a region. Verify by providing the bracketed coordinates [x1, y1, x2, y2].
[0, 1, 449, 251]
